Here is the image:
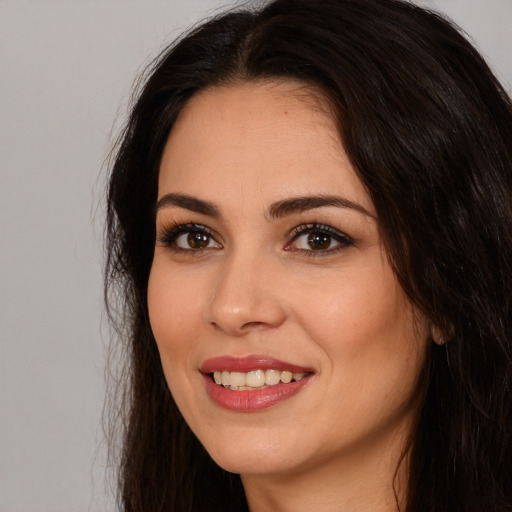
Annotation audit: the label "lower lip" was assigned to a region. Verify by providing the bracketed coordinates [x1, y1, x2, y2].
[202, 374, 312, 411]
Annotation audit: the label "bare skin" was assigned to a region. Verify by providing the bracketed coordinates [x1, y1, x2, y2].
[148, 80, 429, 511]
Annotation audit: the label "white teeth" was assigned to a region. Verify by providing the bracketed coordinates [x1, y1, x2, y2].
[246, 370, 265, 387]
[212, 369, 308, 389]
[281, 370, 292, 383]
[265, 369, 281, 386]
[230, 372, 246, 388]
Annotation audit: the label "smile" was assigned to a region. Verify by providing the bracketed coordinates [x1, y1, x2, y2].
[201, 356, 314, 411]
[212, 369, 307, 390]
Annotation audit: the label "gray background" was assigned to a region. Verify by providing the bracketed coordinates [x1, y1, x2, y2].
[0, 1, 510, 511]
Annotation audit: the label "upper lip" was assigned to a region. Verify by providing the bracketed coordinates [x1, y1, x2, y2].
[201, 355, 314, 374]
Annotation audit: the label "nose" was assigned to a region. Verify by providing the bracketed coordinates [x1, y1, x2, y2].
[206, 250, 287, 336]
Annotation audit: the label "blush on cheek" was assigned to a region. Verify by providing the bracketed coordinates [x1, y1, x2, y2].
[148, 270, 189, 335]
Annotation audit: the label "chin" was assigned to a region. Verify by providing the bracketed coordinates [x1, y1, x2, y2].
[200, 428, 308, 476]
[213, 451, 304, 477]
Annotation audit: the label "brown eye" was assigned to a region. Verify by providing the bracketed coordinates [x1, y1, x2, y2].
[158, 223, 222, 252]
[187, 232, 210, 249]
[307, 233, 331, 250]
[285, 223, 353, 255]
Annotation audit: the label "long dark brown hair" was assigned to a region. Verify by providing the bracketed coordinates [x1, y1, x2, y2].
[105, 0, 512, 510]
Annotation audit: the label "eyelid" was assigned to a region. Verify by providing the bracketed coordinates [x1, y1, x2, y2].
[157, 222, 222, 252]
[284, 222, 354, 254]
[156, 220, 353, 256]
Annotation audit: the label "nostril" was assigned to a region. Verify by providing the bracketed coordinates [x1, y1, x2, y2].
[240, 321, 275, 331]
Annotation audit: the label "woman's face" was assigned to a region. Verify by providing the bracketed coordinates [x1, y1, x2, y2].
[148, 81, 429, 478]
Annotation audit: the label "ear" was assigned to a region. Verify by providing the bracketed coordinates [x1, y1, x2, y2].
[430, 323, 455, 345]
[431, 325, 446, 345]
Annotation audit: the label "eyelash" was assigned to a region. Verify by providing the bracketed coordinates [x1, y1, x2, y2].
[286, 223, 354, 257]
[156, 221, 353, 257]
[157, 222, 219, 254]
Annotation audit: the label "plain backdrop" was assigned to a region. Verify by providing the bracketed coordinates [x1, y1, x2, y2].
[0, 1, 510, 511]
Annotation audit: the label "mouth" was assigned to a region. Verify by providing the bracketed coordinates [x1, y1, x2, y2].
[211, 369, 308, 390]
[200, 355, 314, 411]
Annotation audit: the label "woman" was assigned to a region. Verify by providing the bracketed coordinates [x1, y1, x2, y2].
[105, 0, 512, 510]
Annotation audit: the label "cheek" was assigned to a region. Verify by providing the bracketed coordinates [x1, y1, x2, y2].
[290, 264, 427, 395]
[290, 265, 403, 349]
[147, 264, 206, 367]
[294, 274, 428, 445]
[147, 264, 210, 423]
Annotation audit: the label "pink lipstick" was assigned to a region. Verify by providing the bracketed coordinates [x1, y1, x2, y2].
[201, 355, 314, 412]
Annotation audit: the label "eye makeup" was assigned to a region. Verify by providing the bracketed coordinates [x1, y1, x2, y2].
[156, 218, 355, 260]
[157, 221, 221, 254]
[285, 222, 354, 257]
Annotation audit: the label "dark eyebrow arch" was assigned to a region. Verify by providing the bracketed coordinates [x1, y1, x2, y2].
[268, 195, 375, 219]
[155, 193, 220, 217]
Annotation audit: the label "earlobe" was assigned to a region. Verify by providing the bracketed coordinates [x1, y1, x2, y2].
[430, 325, 445, 345]
[430, 324, 453, 345]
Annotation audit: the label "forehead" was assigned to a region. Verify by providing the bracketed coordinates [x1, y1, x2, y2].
[158, 80, 373, 215]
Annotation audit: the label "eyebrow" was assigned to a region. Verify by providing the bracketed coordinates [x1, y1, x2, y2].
[155, 192, 374, 219]
[156, 193, 220, 217]
[268, 195, 375, 219]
